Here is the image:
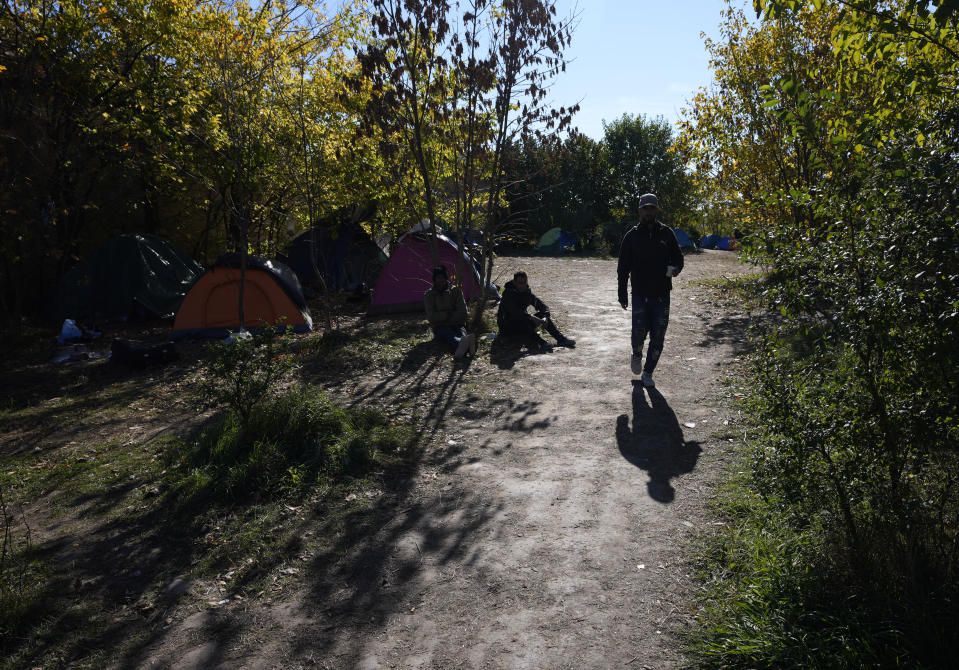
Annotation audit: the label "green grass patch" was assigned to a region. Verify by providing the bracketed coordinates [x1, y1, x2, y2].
[166, 386, 414, 505]
[2, 381, 417, 668]
[686, 460, 911, 669]
[690, 272, 766, 304]
[305, 319, 429, 373]
[1, 313, 431, 669]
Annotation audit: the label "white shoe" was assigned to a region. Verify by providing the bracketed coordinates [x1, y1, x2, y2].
[642, 371, 655, 388]
[630, 354, 643, 375]
[454, 335, 471, 358]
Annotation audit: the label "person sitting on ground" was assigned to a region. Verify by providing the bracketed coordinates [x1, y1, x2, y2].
[496, 270, 576, 351]
[424, 265, 476, 358]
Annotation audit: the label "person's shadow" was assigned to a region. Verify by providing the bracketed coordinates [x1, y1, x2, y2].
[615, 381, 702, 503]
[488, 334, 550, 370]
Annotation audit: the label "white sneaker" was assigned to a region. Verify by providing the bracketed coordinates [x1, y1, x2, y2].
[630, 354, 643, 375]
[454, 335, 471, 358]
[642, 371, 655, 388]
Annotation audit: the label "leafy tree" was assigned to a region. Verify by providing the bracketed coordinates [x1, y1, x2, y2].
[351, 0, 578, 328]
[685, 0, 959, 664]
[501, 131, 610, 247]
[349, 0, 456, 252]
[677, 2, 840, 250]
[601, 112, 695, 247]
[0, 0, 387, 333]
[558, 131, 612, 236]
[0, 0, 195, 331]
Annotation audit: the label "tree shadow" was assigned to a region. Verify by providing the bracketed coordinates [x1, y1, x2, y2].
[99, 386, 501, 669]
[281, 479, 502, 668]
[695, 312, 757, 357]
[0, 354, 197, 457]
[7, 311, 507, 669]
[615, 382, 702, 503]
[12, 487, 246, 670]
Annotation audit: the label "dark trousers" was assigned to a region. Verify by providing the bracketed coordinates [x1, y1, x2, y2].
[631, 295, 670, 374]
[499, 311, 564, 346]
[432, 325, 467, 353]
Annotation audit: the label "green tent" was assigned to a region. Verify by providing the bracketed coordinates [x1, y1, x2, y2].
[534, 227, 578, 254]
[534, 227, 562, 252]
[53, 234, 203, 322]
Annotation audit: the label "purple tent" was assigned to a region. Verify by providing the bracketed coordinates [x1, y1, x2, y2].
[369, 230, 481, 314]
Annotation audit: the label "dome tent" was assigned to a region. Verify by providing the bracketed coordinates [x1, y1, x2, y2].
[52, 233, 203, 322]
[673, 228, 696, 249]
[281, 221, 384, 292]
[369, 227, 481, 314]
[699, 234, 721, 249]
[534, 227, 578, 254]
[171, 254, 312, 339]
[716, 236, 741, 250]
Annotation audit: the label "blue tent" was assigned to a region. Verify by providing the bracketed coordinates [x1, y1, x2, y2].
[699, 234, 721, 249]
[673, 228, 696, 249]
[716, 236, 741, 251]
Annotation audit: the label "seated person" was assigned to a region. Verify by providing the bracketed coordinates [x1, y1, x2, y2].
[496, 270, 576, 350]
[424, 265, 475, 358]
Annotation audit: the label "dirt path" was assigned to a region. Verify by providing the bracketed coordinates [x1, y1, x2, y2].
[144, 251, 752, 670]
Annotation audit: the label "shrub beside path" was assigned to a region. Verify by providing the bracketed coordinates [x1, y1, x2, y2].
[148, 251, 753, 669]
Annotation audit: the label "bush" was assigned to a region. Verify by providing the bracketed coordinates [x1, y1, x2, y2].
[682, 6, 959, 666]
[588, 224, 612, 256]
[199, 326, 297, 431]
[168, 387, 411, 503]
[691, 263, 959, 667]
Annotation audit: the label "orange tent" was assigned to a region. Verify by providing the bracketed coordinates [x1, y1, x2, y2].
[172, 255, 312, 339]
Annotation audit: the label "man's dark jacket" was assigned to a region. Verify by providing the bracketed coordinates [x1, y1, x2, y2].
[497, 280, 549, 328]
[617, 221, 684, 303]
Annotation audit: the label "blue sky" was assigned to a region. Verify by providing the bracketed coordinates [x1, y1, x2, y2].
[549, 0, 744, 139]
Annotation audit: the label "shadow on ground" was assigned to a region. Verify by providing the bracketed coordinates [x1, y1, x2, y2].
[615, 382, 702, 503]
[488, 334, 554, 370]
[2, 309, 511, 669]
[695, 312, 758, 358]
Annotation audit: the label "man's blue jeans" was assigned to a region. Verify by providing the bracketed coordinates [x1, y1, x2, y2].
[432, 325, 467, 353]
[632, 295, 670, 375]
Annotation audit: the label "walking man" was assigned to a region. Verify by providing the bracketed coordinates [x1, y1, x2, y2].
[424, 265, 475, 358]
[617, 193, 684, 387]
[497, 270, 576, 351]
